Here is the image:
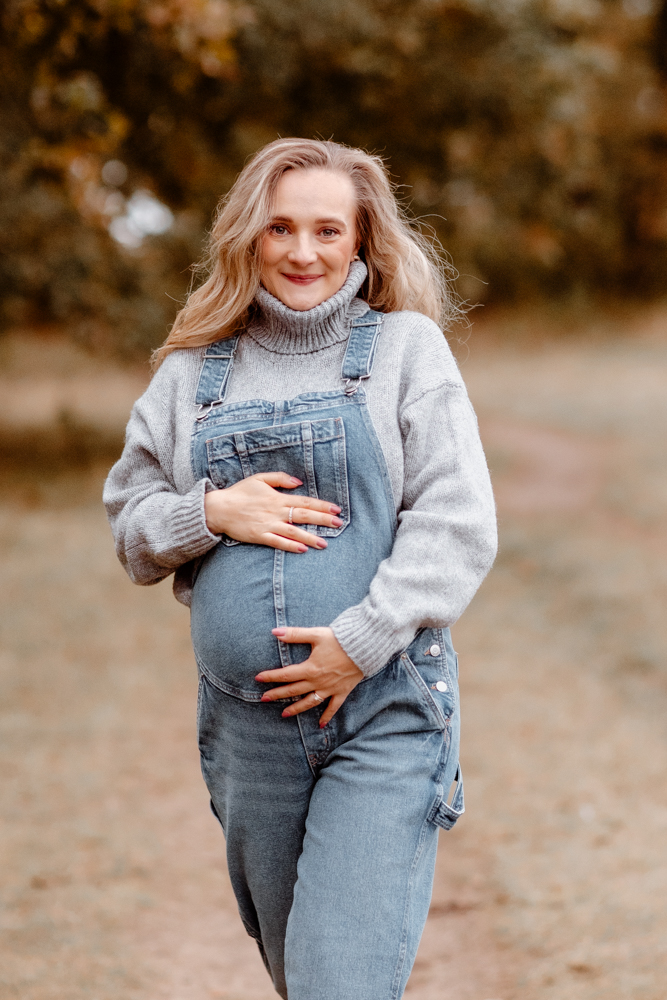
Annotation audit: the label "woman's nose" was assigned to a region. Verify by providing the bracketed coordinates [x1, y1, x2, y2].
[287, 235, 318, 266]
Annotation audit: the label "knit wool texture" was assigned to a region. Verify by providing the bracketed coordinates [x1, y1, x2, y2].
[104, 262, 498, 677]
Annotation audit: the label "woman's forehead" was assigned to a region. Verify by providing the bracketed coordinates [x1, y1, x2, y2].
[272, 168, 356, 221]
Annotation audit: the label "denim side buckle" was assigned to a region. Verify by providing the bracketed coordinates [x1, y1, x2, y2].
[430, 766, 465, 831]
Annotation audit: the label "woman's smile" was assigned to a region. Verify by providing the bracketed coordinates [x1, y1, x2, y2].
[282, 272, 325, 284]
[260, 168, 359, 310]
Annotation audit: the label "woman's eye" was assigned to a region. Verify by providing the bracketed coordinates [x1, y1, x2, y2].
[320, 228, 337, 238]
[270, 225, 288, 235]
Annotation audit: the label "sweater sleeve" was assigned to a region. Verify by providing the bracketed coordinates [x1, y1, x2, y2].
[329, 376, 497, 677]
[103, 360, 220, 586]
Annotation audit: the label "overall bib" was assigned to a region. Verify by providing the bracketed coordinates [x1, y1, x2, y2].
[190, 312, 464, 1000]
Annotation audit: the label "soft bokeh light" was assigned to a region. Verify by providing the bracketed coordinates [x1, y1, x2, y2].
[109, 191, 174, 248]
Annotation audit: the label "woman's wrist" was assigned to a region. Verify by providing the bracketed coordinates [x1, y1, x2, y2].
[204, 487, 229, 535]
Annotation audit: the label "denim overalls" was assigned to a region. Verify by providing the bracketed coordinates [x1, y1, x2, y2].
[190, 311, 464, 1000]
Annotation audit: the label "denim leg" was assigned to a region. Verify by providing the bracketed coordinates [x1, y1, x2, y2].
[197, 674, 315, 999]
[284, 664, 454, 1000]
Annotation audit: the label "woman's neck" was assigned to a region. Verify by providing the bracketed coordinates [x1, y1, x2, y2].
[248, 260, 368, 355]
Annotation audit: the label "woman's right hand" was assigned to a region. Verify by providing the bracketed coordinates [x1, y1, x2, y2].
[204, 472, 342, 553]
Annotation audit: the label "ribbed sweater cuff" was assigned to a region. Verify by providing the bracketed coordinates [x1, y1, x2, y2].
[164, 478, 220, 562]
[330, 606, 403, 678]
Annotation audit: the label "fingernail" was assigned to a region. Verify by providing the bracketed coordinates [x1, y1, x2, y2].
[272, 628, 287, 636]
[289, 477, 302, 485]
[282, 710, 291, 718]
[260, 694, 270, 701]
[329, 505, 341, 513]
[331, 517, 343, 527]
[296, 544, 307, 553]
[319, 721, 327, 729]
[317, 539, 328, 548]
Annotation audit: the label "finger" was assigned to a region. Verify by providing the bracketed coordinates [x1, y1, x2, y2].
[268, 523, 328, 549]
[289, 507, 343, 529]
[255, 664, 313, 682]
[260, 532, 319, 553]
[254, 472, 303, 489]
[288, 496, 341, 515]
[282, 692, 330, 718]
[272, 626, 326, 644]
[260, 680, 313, 701]
[320, 693, 346, 728]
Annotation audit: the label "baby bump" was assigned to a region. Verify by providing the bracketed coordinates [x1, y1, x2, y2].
[190, 531, 389, 701]
[191, 542, 280, 701]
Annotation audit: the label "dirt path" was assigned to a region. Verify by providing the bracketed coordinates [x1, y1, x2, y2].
[1, 320, 666, 999]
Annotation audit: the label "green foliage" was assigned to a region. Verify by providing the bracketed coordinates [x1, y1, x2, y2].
[2, 0, 667, 356]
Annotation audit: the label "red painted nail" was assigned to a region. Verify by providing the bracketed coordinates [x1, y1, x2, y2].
[329, 505, 341, 513]
[331, 517, 343, 527]
[317, 539, 328, 549]
[296, 544, 307, 553]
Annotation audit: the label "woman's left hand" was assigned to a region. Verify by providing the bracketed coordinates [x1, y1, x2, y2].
[256, 627, 364, 728]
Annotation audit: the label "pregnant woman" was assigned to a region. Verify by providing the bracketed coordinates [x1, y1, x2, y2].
[104, 137, 497, 1000]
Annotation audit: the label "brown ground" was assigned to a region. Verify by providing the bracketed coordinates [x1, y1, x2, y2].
[1, 308, 667, 999]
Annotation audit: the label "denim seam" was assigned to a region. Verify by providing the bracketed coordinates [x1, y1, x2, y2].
[197, 391, 364, 426]
[195, 653, 263, 702]
[295, 714, 330, 777]
[334, 418, 350, 532]
[206, 421, 345, 457]
[401, 653, 449, 730]
[439, 626, 456, 691]
[390, 812, 433, 1000]
[273, 549, 291, 667]
[427, 725, 464, 831]
[195, 673, 205, 739]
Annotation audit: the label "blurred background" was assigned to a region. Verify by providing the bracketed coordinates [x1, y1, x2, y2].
[2, 2, 667, 998]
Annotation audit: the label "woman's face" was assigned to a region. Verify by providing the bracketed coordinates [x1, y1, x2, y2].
[260, 168, 359, 311]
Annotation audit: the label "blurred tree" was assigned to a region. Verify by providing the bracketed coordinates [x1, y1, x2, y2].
[0, 0, 248, 355]
[2, 0, 667, 356]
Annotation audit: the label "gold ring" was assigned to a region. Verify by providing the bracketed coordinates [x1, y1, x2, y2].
[288, 507, 294, 525]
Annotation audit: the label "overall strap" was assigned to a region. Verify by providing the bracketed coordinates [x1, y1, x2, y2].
[341, 309, 383, 393]
[195, 335, 240, 416]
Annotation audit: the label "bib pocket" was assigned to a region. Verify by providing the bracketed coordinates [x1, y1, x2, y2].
[205, 417, 350, 537]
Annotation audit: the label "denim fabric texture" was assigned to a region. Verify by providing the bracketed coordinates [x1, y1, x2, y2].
[190, 313, 463, 1000]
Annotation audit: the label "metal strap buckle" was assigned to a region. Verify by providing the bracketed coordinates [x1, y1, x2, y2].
[195, 399, 224, 421]
[343, 378, 361, 395]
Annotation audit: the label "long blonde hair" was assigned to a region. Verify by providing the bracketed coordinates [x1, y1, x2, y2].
[153, 138, 457, 366]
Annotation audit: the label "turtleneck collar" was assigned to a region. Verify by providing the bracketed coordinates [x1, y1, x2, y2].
[247, 260, 369, 355]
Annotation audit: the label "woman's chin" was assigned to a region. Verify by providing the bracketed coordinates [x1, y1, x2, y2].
[266, 275, 348, 312]
[276, 289, 328, 311]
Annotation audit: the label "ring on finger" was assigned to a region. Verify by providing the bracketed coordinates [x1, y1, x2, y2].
[312, 692, 323, 703]
[288, 507, 294, 525]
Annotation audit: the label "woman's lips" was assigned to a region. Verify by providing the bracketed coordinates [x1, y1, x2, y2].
[282, 273, 323, 285]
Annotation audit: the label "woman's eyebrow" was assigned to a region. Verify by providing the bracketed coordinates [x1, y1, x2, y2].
[314, 217, 347, 227]
[269, 215, 348, 227]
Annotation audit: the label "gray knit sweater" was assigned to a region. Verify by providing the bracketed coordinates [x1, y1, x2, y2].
[104, 262, 497, 677]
